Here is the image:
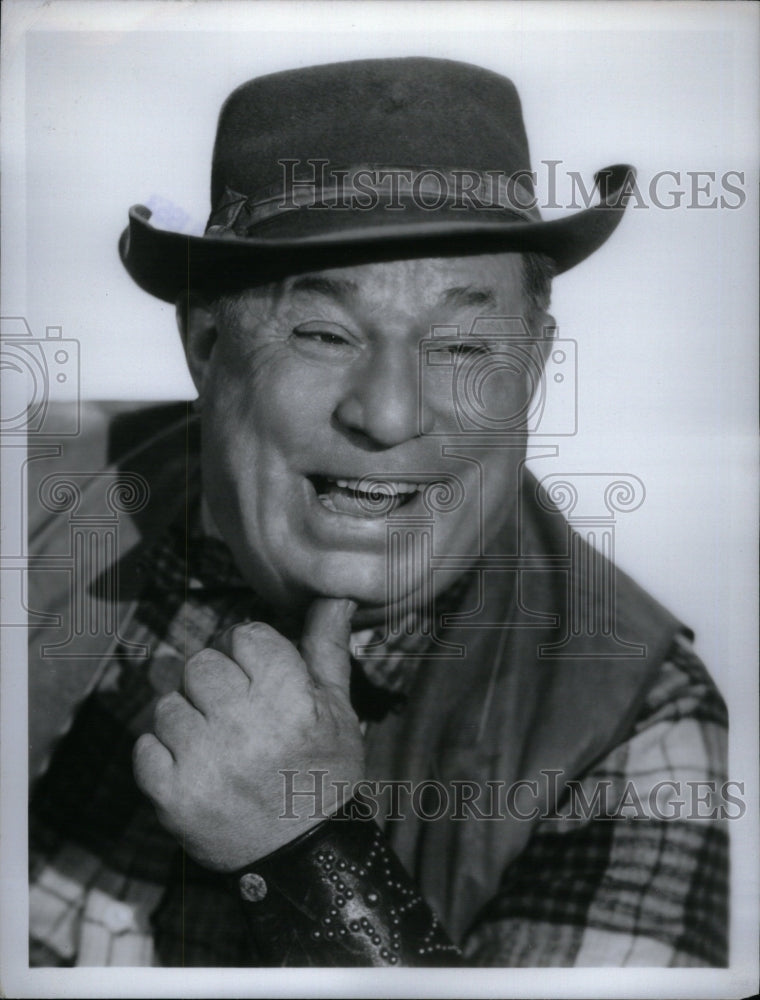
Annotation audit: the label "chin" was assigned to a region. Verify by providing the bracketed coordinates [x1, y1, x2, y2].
[307, 559, 392, 607]
[305, 548, 433, 610]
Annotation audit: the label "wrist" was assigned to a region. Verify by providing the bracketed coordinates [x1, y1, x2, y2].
[227, 797, 462, 966]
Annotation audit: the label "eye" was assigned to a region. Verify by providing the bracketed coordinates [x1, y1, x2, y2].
[290, 321, 359, 359]
[292, 321, 353, 346]
[453, 341, 490, 358]
[426, 341, 490, 363]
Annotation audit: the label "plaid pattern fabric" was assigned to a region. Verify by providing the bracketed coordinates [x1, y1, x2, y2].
[28, 498, 465, 966]
[464, 636, 729, 967]
[29, 503, 729, 967]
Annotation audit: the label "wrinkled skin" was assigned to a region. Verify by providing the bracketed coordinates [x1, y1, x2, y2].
[134, 253, 552, 869]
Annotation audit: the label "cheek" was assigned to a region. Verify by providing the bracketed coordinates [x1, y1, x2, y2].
[426, 361, 534, 432]
[204, 348, 336, 460]
[199, 352, 350, 548]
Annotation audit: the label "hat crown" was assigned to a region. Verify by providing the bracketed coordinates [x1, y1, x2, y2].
[120, 56, 634, 302]
[210, 57, 532, 207]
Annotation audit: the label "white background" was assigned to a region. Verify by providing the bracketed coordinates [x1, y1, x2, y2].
[2, 1, 758, 997]
[12, 0, 758, 711]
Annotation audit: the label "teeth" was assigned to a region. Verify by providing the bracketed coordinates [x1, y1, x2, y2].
[330, 477, 420, 496]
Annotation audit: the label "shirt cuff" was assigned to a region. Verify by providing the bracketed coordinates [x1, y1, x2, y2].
[225, 797, 463, 966]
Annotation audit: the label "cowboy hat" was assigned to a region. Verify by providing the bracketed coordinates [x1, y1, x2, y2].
[119, 57, 635, 302]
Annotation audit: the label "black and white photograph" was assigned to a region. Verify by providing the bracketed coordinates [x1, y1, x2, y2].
[1, 1, 757, 996]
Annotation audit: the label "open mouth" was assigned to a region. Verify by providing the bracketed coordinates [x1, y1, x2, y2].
[309, 475, 422, 518]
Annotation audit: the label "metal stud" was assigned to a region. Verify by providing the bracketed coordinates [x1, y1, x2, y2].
[238, 872, 267, 903]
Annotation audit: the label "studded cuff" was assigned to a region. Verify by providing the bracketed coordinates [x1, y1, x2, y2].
[227, 798, 463, 966]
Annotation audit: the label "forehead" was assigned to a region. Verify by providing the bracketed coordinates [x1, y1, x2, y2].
[269, 252, 526, 311]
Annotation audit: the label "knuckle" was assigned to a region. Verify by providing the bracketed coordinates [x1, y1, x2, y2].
[155, 691, 180, 715]
[185, 648, 217, 685]
[132, 735, 166, 791]
[234, 620, 271, 641]
[153, 691, 184, 728]
[133, 732, 154, 763]
[187, 647, 218, 671]
[229, 621, 277, 659]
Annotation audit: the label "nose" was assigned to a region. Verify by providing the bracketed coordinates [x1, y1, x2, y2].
[335, 343, 433, 447]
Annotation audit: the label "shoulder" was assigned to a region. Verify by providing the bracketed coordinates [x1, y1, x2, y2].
[27, 401, 195, 551]
[465, 637, 730, 967]
[572, 634, 729, 824]
[635, 634, 728, 735]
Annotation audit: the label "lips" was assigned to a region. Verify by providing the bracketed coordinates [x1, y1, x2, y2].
[309, 474, 422, 518]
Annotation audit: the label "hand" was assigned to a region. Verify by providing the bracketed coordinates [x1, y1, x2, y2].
[132, 598, 363, 872]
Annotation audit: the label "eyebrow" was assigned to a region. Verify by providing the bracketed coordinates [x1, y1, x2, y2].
[439, 285, 498, 310]
[286, 277, 498, 311]
[289, 275, 359, 301]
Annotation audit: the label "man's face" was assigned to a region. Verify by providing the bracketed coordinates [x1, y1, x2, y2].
[185, 253, 544, 618]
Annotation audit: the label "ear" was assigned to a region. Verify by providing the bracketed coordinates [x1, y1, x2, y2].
[175, 292, 218, 397]
[534, 311, 557, 367]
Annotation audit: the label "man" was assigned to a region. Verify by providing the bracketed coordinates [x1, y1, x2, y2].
[28, 57, 728, 967]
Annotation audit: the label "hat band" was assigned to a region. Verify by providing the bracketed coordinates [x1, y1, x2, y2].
[205, 164, 540, 237]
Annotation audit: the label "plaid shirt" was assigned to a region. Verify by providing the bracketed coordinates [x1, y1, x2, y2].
[29, 500, 729, 968]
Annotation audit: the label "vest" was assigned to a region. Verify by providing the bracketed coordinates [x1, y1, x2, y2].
[26, 403, 684, 942]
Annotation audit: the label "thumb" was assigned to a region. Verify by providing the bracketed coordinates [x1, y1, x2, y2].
[300, 597, 357, 695]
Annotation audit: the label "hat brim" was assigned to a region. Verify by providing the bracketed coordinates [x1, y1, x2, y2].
[119, 164, 635, 302]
